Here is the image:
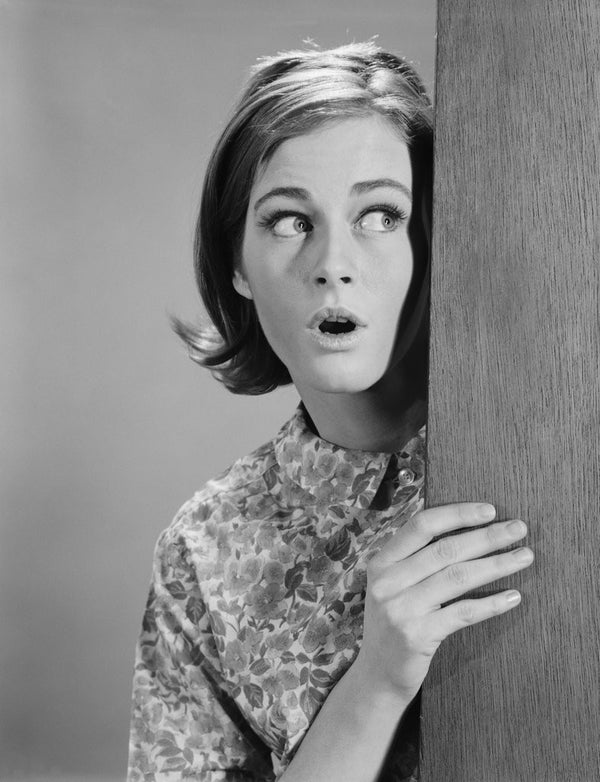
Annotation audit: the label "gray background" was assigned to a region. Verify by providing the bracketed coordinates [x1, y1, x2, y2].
[2, 1, 435, 779]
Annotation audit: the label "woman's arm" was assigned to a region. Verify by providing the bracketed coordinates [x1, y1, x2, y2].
[280, 502, 532, 782]
[280, 656, 413, 782]
[128, 525, 273, 781]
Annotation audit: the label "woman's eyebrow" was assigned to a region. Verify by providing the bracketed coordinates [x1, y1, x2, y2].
[253, 186, 311, 212]
[351, 178, 412, 202]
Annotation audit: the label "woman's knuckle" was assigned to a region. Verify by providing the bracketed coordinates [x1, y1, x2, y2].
[457, 601, 476, 624]
[446, 563, 468, 586]
[492, 552, 509, 572]
[455, 504, 467, 524]
[492, 596, 507, 616]
[406, 511, 426, 537]
[433, 536, 457, 563]
[386, 601, 403, 626]
[485, 523, 501, 547]
[401, 625, 420, 649]
[369, 580, 386, 604]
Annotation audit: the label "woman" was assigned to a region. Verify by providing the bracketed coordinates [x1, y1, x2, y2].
[128, 42, 533, 782]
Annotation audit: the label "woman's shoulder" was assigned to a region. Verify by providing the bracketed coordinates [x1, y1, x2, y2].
[155, 412, 297, 559]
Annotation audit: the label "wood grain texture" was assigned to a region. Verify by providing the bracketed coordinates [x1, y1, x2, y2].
[420, 1, 600, 780]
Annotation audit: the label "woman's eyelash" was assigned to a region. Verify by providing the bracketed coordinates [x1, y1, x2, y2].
[257, 210, 310, 229]
[359, 202, 408, 222]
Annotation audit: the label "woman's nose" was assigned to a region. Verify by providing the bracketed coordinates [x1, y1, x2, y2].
[311, 227, 356, 287]
[314, 269, 353, 286]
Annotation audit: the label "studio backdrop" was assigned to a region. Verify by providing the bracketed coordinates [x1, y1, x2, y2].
[1, 2, 436, 779]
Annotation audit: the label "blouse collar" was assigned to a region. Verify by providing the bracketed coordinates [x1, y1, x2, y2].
[273, 405, 426, 509]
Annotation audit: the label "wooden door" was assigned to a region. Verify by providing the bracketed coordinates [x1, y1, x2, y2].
[420, 1, 600, 779]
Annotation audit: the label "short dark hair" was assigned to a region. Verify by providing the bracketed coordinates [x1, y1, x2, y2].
[173, 41, 433, 395]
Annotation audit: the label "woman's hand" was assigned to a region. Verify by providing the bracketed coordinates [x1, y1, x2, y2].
[353, 502, 533, 701]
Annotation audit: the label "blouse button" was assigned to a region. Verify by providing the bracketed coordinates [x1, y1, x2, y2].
[397, 467, 415, 486]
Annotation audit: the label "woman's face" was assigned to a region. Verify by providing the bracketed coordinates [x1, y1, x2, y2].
[235, 115, 415, 396]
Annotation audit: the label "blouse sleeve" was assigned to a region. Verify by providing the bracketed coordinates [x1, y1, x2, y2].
[127, 524, 274, 782]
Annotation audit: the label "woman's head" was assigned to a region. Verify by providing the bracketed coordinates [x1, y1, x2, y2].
[175, 41, 433, 395]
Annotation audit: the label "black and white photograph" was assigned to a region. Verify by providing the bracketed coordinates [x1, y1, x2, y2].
[3, 1, 598, 781]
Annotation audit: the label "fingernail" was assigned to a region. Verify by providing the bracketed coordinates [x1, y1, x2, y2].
[477, 503, 496, 520]
[505, 590, 521, 605]
[513, 547, 534, 563]
[507, 520, 526, 537]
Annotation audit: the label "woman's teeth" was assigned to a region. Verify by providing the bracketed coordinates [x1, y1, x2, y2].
[319, 318, 356, 334]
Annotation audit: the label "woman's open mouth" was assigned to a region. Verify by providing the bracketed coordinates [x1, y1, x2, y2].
[318, 316, 357, 335]
[308, 307, 365, 350]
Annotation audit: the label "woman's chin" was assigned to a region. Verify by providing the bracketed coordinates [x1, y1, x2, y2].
[299, 367, 387, 396]
[284, 348, 396, 397]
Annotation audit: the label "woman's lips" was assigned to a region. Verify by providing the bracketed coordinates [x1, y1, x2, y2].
[307, 305, 367, 330]
[308, 327, 363, 350]
[306, 306, 366, 350]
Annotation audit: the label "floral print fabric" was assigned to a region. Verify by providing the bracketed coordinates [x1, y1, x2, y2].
[128, 405, 426, 781]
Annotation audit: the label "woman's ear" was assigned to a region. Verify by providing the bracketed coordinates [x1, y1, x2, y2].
[232, 269, 253, 300]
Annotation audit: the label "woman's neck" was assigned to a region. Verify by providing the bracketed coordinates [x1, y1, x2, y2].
[298, 371, 427, 453]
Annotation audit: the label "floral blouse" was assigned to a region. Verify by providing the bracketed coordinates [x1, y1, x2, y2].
[128, 405, 426, 781]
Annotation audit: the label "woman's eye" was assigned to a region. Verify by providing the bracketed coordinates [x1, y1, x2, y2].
[271, 215, 311, 238]
[358, 209, 404, 232]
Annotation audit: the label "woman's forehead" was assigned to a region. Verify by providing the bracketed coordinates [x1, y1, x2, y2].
[251, 116, 412, 201]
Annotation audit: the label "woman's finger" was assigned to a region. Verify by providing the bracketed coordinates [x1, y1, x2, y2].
[426, 589, 524, 644]
[416, 546, 534, 609]
[374, 519, 528, 596]
[371, 502, 497, 570]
